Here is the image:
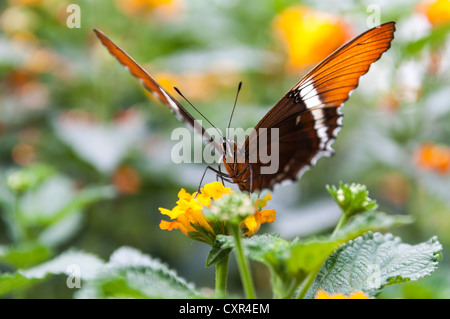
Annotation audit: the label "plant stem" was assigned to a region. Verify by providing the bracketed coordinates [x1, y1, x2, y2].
[296, 268, 320, 299]
[215, 252, 229, 298]
[331, 213, 349, 238]
[296, 212, 350, 299]
[230, 224, 256, 299]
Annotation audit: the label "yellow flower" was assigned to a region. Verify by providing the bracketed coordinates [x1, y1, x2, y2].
[159, 182, 276, 243]
[159, 182, 232, 243]
[315, 289, 370, 299]
[272, 6, 351, 71]
[417, 0, 450, 27]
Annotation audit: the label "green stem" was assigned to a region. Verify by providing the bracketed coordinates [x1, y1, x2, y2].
[331, 213, 349, 238]
[215, 252, 229, 298]
[296, 268, 320, 299]
[296, 212, 350, 299]
[230, 224, 256, 299]
[5, 193, 24, 244]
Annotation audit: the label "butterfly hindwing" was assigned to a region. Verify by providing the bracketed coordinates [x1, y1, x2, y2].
[231, 22, 395, 192]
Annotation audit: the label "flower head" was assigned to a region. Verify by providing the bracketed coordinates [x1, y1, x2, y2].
[159, 182, 276, 243]
[327, 182, 378, 217]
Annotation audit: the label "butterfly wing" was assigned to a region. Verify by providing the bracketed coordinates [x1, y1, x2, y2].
[232, 22, 396, 192]
[93, 29, 222, 151]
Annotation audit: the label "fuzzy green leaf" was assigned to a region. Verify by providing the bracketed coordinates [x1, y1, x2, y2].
[0, 250, 104, 297]
[287, 211, 412, 276]
[305, 232, 442, 298]
[75, 246, 200, 299]
[337, 211, 414, 238]
[215, 233, 288, 266]
[19, 249, 105, 280]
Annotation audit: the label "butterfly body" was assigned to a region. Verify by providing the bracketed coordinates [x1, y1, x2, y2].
[94, 21, 395, 193]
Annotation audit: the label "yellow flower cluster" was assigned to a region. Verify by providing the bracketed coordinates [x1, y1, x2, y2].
[315, 289, 370, 299]
[159, 182, 276, 243]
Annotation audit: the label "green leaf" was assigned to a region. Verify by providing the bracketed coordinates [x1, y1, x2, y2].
[0, 250, 104, 297]
[287, 211, 412, 277]
[0, 243, 53, 268]
[75, 246, 200, 299]
[404, 24, 450, 57]
[19, 249, 105, 280]
[19, 178, 116, 226]
[337, 210, 414, 238]
[305, 232, 442, 298]
[0, 272, 43, 297]
[215, 233, 288, 266]
[217, 210, 412, 298]
[206, 239, 231, 267]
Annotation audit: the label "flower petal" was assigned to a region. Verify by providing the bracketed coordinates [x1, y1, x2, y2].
[256, 209, 276, 224]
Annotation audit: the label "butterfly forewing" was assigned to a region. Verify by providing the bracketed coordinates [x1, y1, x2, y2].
[93, 29, 221, 151]
[229, 22, 395, 192]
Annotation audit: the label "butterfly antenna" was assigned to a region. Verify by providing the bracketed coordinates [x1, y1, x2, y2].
[228, 81, 242, 131]
[174, 87, 223, 139]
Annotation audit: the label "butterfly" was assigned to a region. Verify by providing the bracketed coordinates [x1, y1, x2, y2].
[94, 21, 395, 193]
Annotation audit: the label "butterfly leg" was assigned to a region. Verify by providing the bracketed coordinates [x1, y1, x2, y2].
[196, 164, 232, 197]
[240, 172, 265, 196]
[228, 162, 255, 194]
[217, 155, 226, 186]
[249, 163, 253, 194]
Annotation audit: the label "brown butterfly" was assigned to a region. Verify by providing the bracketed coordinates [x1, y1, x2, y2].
[94, 21, 395, 193]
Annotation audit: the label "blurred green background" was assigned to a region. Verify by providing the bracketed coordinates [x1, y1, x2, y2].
[1, 0, 450, 298]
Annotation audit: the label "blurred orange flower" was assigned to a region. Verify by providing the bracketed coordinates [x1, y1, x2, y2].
[315, 289, 370, 299]
[415, 142, 450, 174]
[154, 72, 216, 102]
[2, 70, 50, 110]
[8, 0, 43, 5]
[113, 165, 142, 194]
[417, 0, 450, 27]
[12, 143, 36, 166]
[116, 0, 182, 20]
[272, 6, 352, 71]
[378, 172, 410, 206]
